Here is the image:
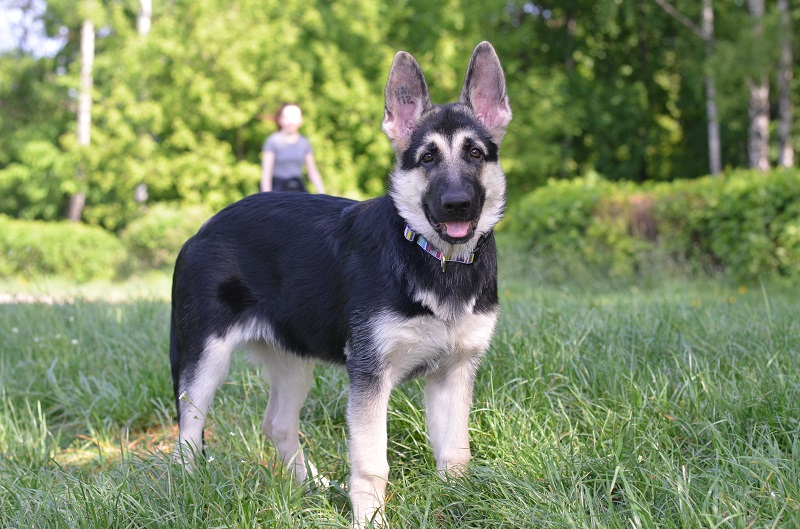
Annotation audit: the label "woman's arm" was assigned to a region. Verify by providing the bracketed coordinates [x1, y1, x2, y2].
[261, 150, 276, 192]
[305, 152, 326, 194]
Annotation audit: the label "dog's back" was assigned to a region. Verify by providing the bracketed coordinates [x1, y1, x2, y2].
[171, 193, 355, 362]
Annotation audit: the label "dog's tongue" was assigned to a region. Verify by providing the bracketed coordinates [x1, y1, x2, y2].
[444, 221, 471, 238]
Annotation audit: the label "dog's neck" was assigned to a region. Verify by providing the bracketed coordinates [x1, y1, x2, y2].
[403, 225, 490, 271]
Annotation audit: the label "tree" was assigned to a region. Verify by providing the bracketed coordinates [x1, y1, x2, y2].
[654, 0, 722, 176]
[746, 0, 770, 172]
[67, 16, 94, 221]
[777, 0, 794, 168]
[701, 0, 721, 176]
[137, 0, 151, 36]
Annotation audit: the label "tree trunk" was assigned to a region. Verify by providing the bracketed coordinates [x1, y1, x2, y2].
[654, 0, 722, 176]
[560, 9, 576, 178]
[702, 0, 722, 176]
[747, 80, 770, 171]
[138, 0, 152, 36]
[135, 0, 153, 204]
[67, 18, 95, 222]
[746, 0, 770, 172]
[777, 0, 794, 168]
[705, 76, 721, 176]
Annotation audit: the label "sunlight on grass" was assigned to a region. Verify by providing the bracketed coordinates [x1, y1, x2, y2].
[0, 272, 172, 303]
[52, 425, 177, 471]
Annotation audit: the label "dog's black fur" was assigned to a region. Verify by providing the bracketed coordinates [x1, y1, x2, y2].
[170, 192, 498, 392]
[170, 41, 511, 525]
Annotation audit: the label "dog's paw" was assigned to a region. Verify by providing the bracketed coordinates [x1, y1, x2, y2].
[352, 509, 386, 528]
[304, 460, 331, 491]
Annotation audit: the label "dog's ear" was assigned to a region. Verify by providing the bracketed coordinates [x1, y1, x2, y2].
[459, 41, 512, 144]
[383, 51, 431, 150]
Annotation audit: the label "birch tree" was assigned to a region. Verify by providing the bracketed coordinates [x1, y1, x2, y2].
[137, 0, 152, 36]
[746, 0, 770, 171]
[67, 17, 94, 222]
[777, 0, 794, 168]
[654, 0, 721, 176]
[134, 0, 152, 205]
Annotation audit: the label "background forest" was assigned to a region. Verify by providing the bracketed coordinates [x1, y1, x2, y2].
[0, 0, 799, 281]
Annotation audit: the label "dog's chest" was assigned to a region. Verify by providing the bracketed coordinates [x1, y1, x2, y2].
[369, 290, 498, 383]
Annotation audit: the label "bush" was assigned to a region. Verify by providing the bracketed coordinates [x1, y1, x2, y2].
[0, 216, 126, 282]
[506, 169, 800, 281]
[120, 203, 213, 270]
[504, 172, 609, 255]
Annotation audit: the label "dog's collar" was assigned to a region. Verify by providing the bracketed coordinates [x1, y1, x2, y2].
[403, 225, 489, 271]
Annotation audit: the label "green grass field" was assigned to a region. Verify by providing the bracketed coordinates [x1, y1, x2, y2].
[1, 250, 799, 527]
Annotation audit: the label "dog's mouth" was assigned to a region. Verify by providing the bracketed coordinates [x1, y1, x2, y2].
[428, 217, 479, 243]
[422, 193, 484, 244]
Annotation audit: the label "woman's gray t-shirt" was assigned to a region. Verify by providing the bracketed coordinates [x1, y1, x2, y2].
[262, 132, 312, 180]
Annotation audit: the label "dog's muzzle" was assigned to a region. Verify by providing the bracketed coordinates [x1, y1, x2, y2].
[425, 190, 483, 243]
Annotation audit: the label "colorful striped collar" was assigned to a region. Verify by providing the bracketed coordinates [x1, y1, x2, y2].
[403, 225, 489, 271]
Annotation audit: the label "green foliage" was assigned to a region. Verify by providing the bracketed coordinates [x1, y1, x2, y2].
[120, 203, 213, 270]
[0, 141, 74, 220]
[681, 169, 800, 279]
[504, 172, 609, 256]
[507, 169, 800, 281]
[0, 0, 798, 229]
[0, 53, 72, 168]
[0, 215, 126, 282]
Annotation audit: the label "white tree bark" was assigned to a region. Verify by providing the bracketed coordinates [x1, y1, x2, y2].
[654, 0, 722, 176]
[777, 0, 794, 168]
[68, 18, 95, 222]
[135, 0, 153, 205]
[702, 0, 721, 176]
[746, 0, 770, 172]
[138, 0, 152, 36]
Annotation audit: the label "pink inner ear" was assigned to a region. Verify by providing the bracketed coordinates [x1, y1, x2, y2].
[385, 101, 419, 140]
[463, 52, 511, 133]
[477, 105, 511, 131]
[402, 119, 416, 137]
[472, 84, 511, 132]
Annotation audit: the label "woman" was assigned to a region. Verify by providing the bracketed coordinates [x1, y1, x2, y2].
[260, 103, 326, 193]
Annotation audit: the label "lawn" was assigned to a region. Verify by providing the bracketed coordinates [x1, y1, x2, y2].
[1, 250, 798, 527]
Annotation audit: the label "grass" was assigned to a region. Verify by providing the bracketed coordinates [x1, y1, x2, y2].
[1, 249, 799, 528]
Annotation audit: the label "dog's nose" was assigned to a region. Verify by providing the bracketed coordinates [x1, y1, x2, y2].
[441, 191, 472, 216]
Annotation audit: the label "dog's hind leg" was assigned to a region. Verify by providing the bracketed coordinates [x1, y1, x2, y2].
[251, 346, 316, 483]
[175, 332, 237, 464]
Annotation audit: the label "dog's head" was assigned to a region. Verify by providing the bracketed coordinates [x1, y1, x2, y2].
[384, 41, 512, 259]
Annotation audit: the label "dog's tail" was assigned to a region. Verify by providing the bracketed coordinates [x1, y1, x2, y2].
[169, 244, 188, 420]
[169, 316, 182, 419]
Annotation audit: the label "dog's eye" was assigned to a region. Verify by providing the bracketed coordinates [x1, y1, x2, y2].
[470, 148, 483, 159]
[421, 152, 435, 164]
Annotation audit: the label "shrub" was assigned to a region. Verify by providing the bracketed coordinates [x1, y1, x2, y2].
[120, 203, 213, 270]
[507, 169, 800, 281]
[708, 169, 800, 278]
[0, 216, 126, 282]
[504, 172, 608, 256]
[652, 169, 800, 279]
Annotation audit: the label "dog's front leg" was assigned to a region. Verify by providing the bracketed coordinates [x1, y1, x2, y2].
[425, 358, 479, 477]
[347, 374, 392, 527]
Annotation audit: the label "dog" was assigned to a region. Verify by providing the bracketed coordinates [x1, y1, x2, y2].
[170, 41, 511, 526]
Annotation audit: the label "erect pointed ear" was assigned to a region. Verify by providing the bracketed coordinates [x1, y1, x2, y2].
[382, 51, 432, 150]
[459, 41, 512, 144]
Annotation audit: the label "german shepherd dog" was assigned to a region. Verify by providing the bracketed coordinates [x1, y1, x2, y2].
[170, 41, 511, 525]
